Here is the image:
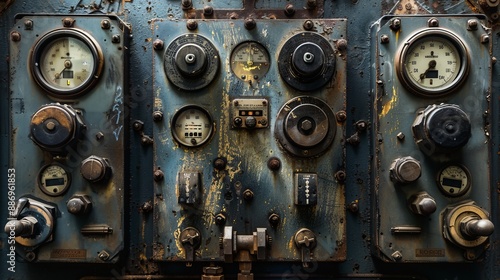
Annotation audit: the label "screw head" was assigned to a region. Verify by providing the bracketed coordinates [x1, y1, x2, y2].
[95, 132, 104, 140]
[390, 18, 401, 30]
[243, 189, 254, 201]
[154, 169, 164, 181]
[268, 213, 280, 226]
[213, 157, 227, 171]
[428, 18, 439, 27]
[181, 0, 193, 10]
[24, 20, 33, 30]
[244, 18, 256, 30]
[267, 157, 281, 171]
[10, 31, 21, 42]
[112, 34, 120, 43]
[303, 20, 314, 30]
[141, 201, 153, 213]
[101, 19, 111, 29]
[284, 4, 295, 17]
[381, 34, 389, 44]
[336, 39, 347, 51]
[467, 19, 478, 30]
[215, 213, 226, 225]
[153, 39, 164, 50]
[133, 120, 144, 131]
[336, 111, 347, 122]
[300, 119, 313, 132]
[203, 5, 214, 16]
[152, 111, 163, 122]
[335, 170, 346, 183]
[186, 19, 198, 30]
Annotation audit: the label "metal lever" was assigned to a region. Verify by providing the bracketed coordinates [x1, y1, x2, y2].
[12, 197, 30, 218]
[294, 228, 317, 267]
[460, 216, 494, 238]
[4, 216, 38, 237]
[180, 227, 201, 264]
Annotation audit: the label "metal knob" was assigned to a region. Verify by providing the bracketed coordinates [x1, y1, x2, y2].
[408, 192, 437, 216]
[67, 195, 92, 215]
[460, 217, 494, 238]
[390, 156, 421, 184]
[81, 155, 112, 183]
[4, 216, 38, 237]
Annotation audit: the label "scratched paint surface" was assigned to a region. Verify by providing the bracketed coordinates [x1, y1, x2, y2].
[8, 15, 128, 262]
[372, 15, 492, 262]
[152, 19, 347, 262]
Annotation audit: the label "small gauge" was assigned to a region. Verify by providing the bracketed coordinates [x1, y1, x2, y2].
[396, 29, 469, 97]
[31, 28, 104, 98]
[171, 105, 214, 147]
[437, 164, 471, 197]
[230, 41, 270, 83]
[38, 163, 71, 196]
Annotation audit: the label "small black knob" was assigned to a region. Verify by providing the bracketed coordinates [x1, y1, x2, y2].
[291, 43, 325, 78]
[245, 116, 257, 128]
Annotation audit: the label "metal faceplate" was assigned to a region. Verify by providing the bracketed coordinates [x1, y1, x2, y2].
[152, 19, 346, 262]
[372, 16, 491, 262]
[9, 15, 129, 262]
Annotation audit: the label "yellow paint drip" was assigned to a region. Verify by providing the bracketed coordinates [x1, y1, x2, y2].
[379, 86, 398, 118]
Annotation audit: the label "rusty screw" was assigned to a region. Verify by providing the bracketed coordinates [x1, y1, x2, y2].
[348, 201, 359, 213]
[203, 5, 214, 16]
[112, 34, 120, 43]
[336, 111, 347, 122]
[101, 19, 111, 29]
[467, 19, 478, 30]
[24, 20, 33, 30]
[11, 31, 21, 42]
[284, 4, 295, 17]
[335, 170, 346, 183]
[268, 213, 280, 226]
[390, 18, 401, 30]
[95, 132, 104, 141]
[186, 19, 198, 30]
[152, 111, 163, 122]
[133, 120, 144, 132]
[244, 18, 256, 30]
[181, 0, 193, 10]
[428, 18, 439, 27]
[154, 169, 164, 181]
[153, 39, 164, 51]
[267, 157, 281, 171]
[307, 0, 317, 8]
[336, 39, 347, 52]
[141, 135, 153, 146]
[243, 189, 254, 201]
[380, 34, 389, 44]
[215, 213, 226, 225]
[62, 17, 75, 27]
[213, 157, 227, 171]
[481, 34, 490, 44]
[141, 201, 153, 213]
[303, 20, 314, 30]
[355, 120, 367, 132]
[229, 12, 238, 19]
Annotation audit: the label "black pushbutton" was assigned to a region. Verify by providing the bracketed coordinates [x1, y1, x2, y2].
[175, 43, 207, 77]
[291, 42, 325, 78]
[427, 106, 471, 150]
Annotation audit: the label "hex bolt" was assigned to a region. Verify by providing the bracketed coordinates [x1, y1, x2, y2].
[181, 0, 193, 10]
[141, 135, 153, 146]
[203, 5, 214, 16]
[45, 121, 56, 131]
[213, 157, 227, 171]
[284, 4, 295, 17]
[25, 252, 36, 262]
[153, 39, 164, 50]
[307, 0, 317, 8]
[24, 20, 33, 30]
[390, 18, 401, 30]
[152, 111, 163, 122]
[203, 266, 223, 275]
[98, 251, 110, 261]
[132, 120, 144, 132]
[112, 34, 121, 43]
[95, 132, 104, 141]
[244, 18, 256, 30]
[154, 169, 164, 181]
[243, 189, 254, 201]
[268, 213, 280, 226]
[467, 19, 478, 30]
[186, 19, 198, 30]
[391, 251, 403, 261]
[303, 20, 314, 30]
[101, 19, 111, 29]
[267, 157, 281, 171]
[67, 194, 93, 215]
[481, 34, 490, 44]
[11, 31, 21, 42]
[396, 132, 405, 141]
[215, 213, 226, 225]
[336, 111, 347, 122]
[408, 192, 437, 216]
[141, 201, 153, 213]
[428, 18, 439, 27]
[380, 34, 389, 44]
[336, 39, 347, 52]
[335, 170, 346, 183]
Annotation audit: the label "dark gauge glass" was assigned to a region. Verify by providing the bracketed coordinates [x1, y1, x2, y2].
[396, 29, 469, 97]
[437, 164, 471, 197]
[31, 29, 104, 98]
[38, 163, 71, 196]
[230, 41, 270, 83]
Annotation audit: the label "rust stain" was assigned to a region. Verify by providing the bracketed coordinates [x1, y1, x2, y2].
[379, 86, 399, 118]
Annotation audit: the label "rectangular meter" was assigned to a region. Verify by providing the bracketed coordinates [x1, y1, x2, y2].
[230, 98, 269, 129]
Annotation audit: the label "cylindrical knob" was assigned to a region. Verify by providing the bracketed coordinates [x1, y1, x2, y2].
[408, 192, 437, 216]
[460, 216, 494, 238]
[4, 216, 38, 237]
[291, 42, 325, 78]
[81, 156, 112, 183]
[412, 104, 471, 155]
[175, 44, 207, 77]
[245, 116, 257, 128]
[67, 195, 92, 215]
[389, 156, 421, 184]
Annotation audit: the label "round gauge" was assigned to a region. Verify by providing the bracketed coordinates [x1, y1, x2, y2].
[230, 41, 270, 83]
[437, 164, 471, 197]
[396, 29, 469, 97]
[38, 163, 71, 196]
[171, 106, 214, 147]
[31, 28, 104, 98]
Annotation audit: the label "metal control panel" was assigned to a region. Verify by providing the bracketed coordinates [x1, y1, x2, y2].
[6, 15, 129, 263]
[151, 19, 347, 265]
[372, 15, 493, 262]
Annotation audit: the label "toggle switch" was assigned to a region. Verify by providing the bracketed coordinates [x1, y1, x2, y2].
[294, 228, 317, 267]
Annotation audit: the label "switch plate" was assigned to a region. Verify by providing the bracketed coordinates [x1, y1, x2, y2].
[294, 173, 318, 206]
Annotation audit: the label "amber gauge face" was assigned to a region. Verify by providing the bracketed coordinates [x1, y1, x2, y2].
[230, 41, 270, 83]
[31, 29, 104, 98]
[396, 29, 469, 97]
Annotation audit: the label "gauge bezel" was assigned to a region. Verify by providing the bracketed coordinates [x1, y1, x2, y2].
[37, 163, 71, 197]
[30, 28, 104, 99]
[436, 164, 471, 197]
[230, 41, 271, 83]
[170, 105, 215, 148]
[395, 28, 470, 97]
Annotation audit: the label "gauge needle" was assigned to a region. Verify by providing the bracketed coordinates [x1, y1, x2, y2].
[247, 44, 253, 67]
[420, 59, 437, 81]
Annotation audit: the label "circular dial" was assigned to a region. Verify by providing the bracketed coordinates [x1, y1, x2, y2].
[31, 29, 103, 98]
[230, 41, 270, 83]
[171, 106, 214, 147]
[38, 163, 71, 196]
[396, 29, 469, 97]
[437, 165, 471, 197]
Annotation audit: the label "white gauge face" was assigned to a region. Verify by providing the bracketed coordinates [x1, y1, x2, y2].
[437, 165, 471, 197]
[230, 41, 270, 83]
[38, 164, 71, 196]
[31, 29, 103, 98]
[397, 30, 469, 97]
[172, 106, 214, 147]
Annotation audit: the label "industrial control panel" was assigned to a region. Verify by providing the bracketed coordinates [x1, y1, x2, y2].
[0, 0, 499, 280]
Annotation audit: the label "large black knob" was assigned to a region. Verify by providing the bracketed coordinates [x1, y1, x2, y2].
[175, 43, 207, 77]
[412, 104, 471, 156]
[30, 103, 86, 155]
[291, 42, 325, 78]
